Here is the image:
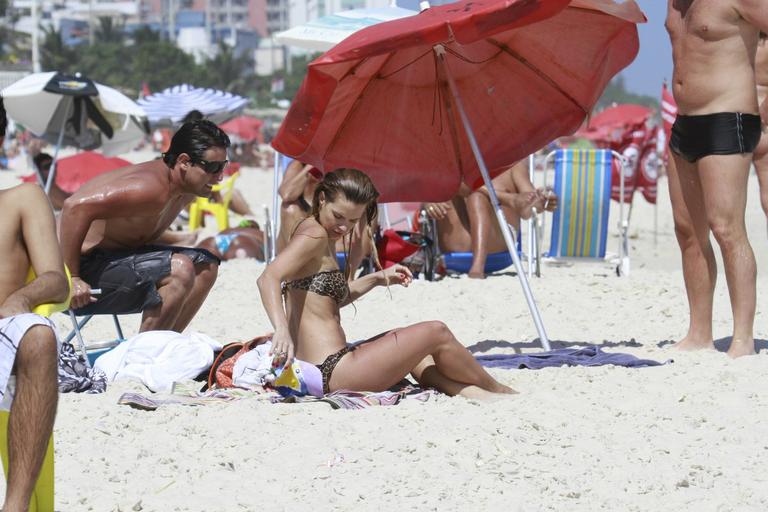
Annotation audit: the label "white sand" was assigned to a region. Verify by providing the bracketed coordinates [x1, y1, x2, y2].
[2, 153, 768, 511]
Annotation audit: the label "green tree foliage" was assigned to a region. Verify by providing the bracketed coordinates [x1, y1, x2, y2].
[597, 75, 658, 110]
[196, 42, 253, 94]
[40, 25, 78, 73]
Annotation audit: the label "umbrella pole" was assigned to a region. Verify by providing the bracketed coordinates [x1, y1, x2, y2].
[270, 150, 281, 262]
[46, 97, 72, 195]
[437, 47, 550, 351]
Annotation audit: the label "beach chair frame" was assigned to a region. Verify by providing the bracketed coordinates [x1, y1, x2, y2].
[64, 312, 127, 368]
[532, 149, 630, 276]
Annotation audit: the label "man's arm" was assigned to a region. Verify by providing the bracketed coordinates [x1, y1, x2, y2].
[59, 176, 165, 308]
[0, 185, 68, 316]
[278, 160, 318, 203]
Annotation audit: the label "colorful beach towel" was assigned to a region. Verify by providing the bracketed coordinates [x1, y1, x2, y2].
[475, 345, 669, 370]
[274, 385, 439, 410]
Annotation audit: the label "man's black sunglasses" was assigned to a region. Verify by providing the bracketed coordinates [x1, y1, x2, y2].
[192, 158, 229, 174]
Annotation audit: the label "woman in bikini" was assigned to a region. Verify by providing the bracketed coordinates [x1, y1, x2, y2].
[197, 220, 265, 261]
[258, 168, 515, 399]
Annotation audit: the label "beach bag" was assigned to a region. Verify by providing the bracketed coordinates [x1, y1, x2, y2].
[203, 335, 271, 390]
[376, 229, 435, 278]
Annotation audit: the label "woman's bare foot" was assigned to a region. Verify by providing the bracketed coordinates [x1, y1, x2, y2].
[726, 338, 756, 358]
[458, 385, 517, 401]
[468, 270, 486, 279]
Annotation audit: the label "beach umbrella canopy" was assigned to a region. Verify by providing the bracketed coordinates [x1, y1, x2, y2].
[21, 151, 132, 193]
[274, 3, 418, 51]
[2, 71, 149, 157]
[220, 115, 264, 144]
[137, 84, 250, 127]
[273, 0, 645, 348]
[272, 0, 644, 203]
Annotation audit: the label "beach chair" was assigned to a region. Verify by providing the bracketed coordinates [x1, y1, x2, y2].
[64, 312, 127, 367]
[188, 171, 241, 231]
[0, 267, 72, 512]
[535, 149, 630, 276]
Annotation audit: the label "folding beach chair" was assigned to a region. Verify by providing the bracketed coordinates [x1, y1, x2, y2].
[188, 171, 241, 231]
[64, 311, 127, 367]
[0, 267, 72, 512]
[534, 149, 630, 276]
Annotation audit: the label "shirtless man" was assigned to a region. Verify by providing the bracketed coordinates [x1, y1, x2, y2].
[665, 1, 768, 357]
[754, 32, 768, 231]
[60, 120, 229, 332]
[0, 99, 69, 512]
[425, 160, 556, 278]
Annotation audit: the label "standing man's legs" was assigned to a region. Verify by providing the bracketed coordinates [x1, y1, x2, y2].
[697, 154, 756, 357]
[4, 326, 58, 512]
[754, 132, 768, 233]
[668, 153, 717, 350]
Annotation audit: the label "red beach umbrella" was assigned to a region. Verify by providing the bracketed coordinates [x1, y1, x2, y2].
[272, 0, 645, 348]
[273, 0, 645, 203]
[22, 151, 132, 193]
[220, 115, 264, 144]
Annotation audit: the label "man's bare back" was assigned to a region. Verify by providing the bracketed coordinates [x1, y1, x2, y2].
[666, 0, 762, 115]
[72, 160, 196, 253]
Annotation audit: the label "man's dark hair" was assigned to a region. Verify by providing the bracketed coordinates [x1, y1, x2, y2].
[162, 120, 230, 167]
[34, 152, 53, 171]
[181, 110, 204, 124]
[0, 96, 7, 138]
[760, 31, 767, 41]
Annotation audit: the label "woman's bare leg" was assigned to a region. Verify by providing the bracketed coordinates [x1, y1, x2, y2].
[329, 321, 515, 397]
[410, 356, 517, 399]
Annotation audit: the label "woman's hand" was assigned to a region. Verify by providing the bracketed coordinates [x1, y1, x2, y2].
[269, 330, 295, 369]
[378, 264, 413, 287]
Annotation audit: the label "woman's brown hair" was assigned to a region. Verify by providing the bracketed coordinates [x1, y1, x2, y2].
[311, 168, 381, 279]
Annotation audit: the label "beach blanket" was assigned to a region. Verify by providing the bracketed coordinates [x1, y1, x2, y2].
[58, 341, 107, 393]
[475, 345, 669, 370]
[117, 388, 252, 411]
[275, 385, 439, 410]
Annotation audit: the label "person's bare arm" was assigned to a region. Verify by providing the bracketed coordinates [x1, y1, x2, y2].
[740, 0, 768, 121]
[60, 176, 165, 308]
[343, 264, 412, 306]
[0, 185, 68, 317]
[256, 222, 326, 367]
[278, 161, 318, 203]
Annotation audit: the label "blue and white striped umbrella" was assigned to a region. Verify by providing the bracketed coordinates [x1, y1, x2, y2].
[137, 84, 250, 126]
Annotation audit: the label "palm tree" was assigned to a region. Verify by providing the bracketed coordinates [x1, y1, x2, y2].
[39, 25, 78, 72]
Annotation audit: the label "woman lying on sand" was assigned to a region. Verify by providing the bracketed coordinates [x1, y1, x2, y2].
[257, 168, 515, 399]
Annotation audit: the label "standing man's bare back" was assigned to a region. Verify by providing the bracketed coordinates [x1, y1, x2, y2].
[665, 0, 768, 357]
[754, 32, 768, 230]
[59, 120, 231, 332]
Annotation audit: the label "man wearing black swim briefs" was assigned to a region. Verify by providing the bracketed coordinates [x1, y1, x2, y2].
[666, 1, 768, 358]
[60, 120, 230, 332]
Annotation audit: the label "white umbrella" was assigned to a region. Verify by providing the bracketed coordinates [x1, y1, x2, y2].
[137, 84, 250, 127]
[2, 71, 149, 192]
[274, 3, 417, 51]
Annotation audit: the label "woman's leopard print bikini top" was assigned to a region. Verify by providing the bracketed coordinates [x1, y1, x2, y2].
[282, 270, 349, 304]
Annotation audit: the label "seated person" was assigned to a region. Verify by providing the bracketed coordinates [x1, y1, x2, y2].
[33, 152, 71, 210]
[258, 168, 514, 399]
[0, 98, 69, 511]
[196, 220, 265, 261]
[59, 120, 228, 332]
[425, 160, 557, 279]
[278, 160, 373, 276]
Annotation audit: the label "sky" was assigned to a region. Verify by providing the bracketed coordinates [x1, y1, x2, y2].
[396, 0, 673, 98]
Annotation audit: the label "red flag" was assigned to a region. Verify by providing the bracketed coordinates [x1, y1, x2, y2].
[636, 125, 660, 204]
[661, 81, 677, 146]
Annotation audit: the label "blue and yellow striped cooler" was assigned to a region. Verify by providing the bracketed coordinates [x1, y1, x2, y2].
[548, 149, 613, 259]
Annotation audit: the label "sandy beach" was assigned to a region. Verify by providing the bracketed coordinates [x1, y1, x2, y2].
[1, 151, 767, 511]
